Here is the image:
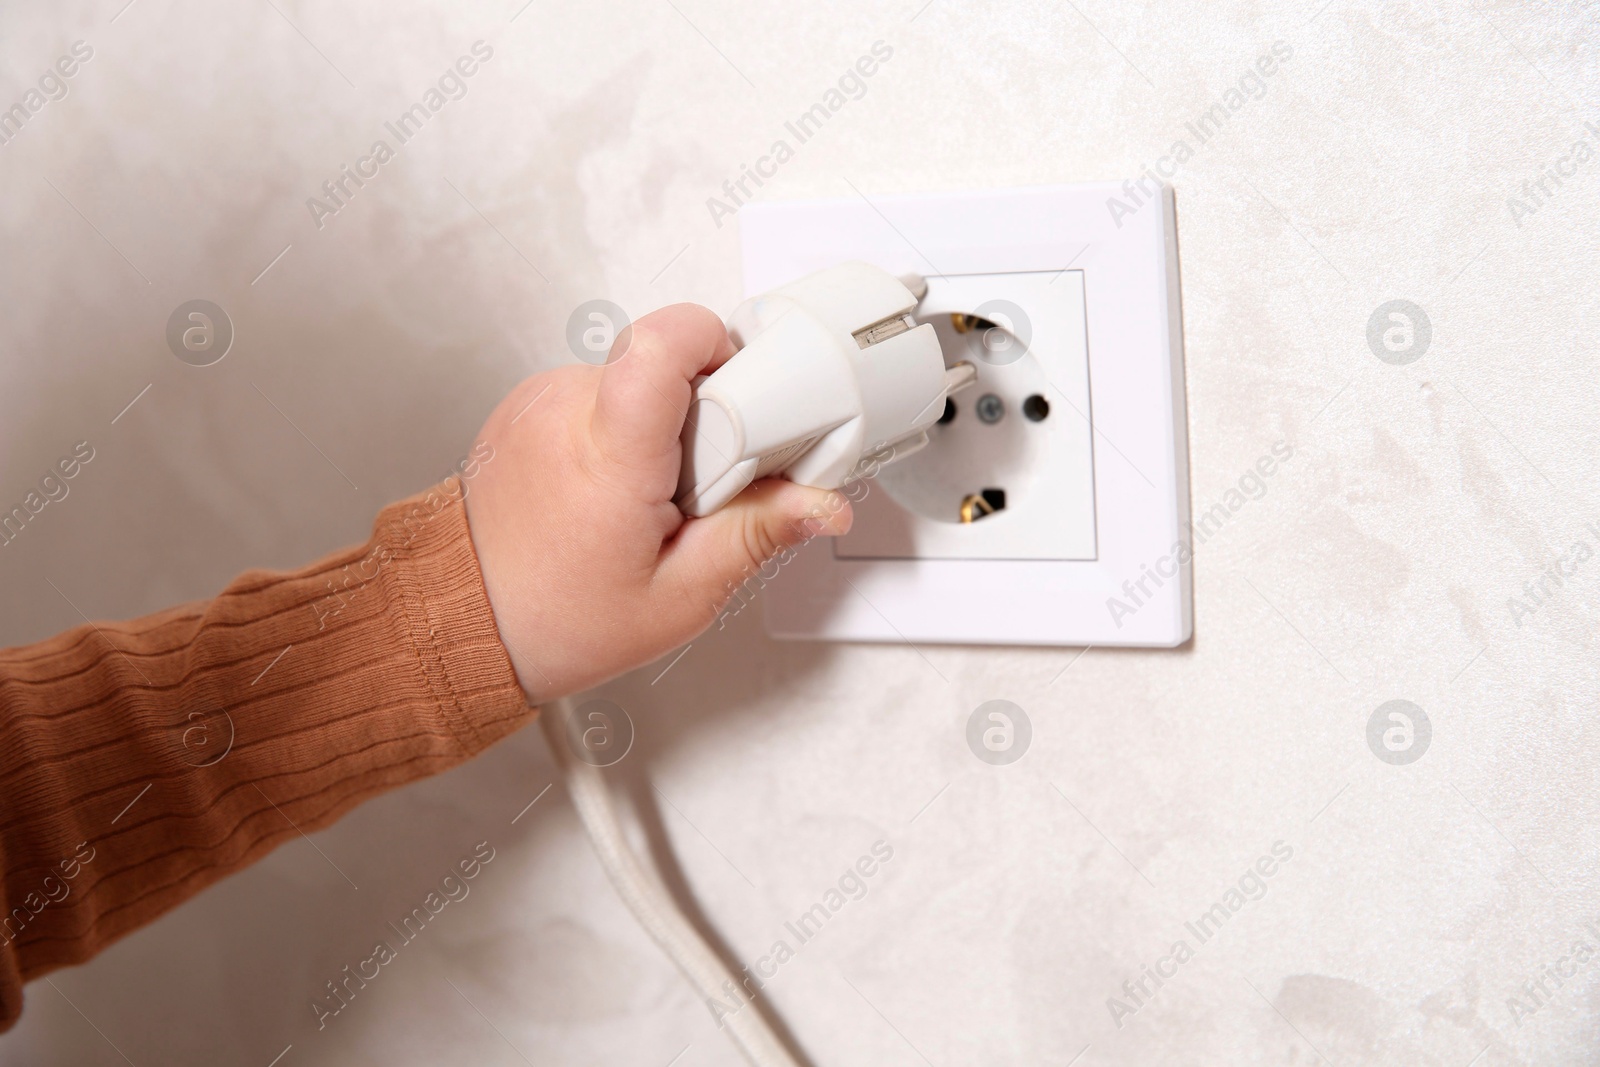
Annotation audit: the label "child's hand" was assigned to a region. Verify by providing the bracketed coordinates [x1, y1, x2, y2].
[463, 303, 852, 703]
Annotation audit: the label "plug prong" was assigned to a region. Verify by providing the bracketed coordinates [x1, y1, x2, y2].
[943, 361, 979, 396]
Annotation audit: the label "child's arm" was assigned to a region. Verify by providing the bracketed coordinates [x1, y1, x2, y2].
[0, 303, 850, 1029]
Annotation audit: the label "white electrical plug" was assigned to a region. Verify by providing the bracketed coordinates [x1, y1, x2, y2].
[675, 261, 976, 517]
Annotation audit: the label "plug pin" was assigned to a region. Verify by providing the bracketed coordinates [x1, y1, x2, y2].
[943, 361, 978, 396]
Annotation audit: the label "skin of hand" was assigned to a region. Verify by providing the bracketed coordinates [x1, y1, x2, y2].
[462, 303, 852, 704]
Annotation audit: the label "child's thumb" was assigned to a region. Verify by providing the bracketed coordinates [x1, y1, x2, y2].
[659, 479, 853, 613]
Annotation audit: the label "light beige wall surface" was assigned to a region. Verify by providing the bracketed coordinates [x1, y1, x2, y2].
[1, 1, 1597, 1064]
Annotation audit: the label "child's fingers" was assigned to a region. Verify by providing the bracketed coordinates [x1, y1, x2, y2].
[657, 479, 852, 614]
[590, 303, 737, 469]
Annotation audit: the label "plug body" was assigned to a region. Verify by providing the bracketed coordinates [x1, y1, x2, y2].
[675, 261, 967, 517]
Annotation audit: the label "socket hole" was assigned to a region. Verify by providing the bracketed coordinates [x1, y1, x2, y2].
[951, 313, 999, 334]
[959, 488, 1007, 523]
[937, 397, 956, 425]
[1022, 394, 1050, 422]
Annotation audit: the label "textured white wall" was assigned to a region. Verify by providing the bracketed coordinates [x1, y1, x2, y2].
[2, 1, 1597, 1064]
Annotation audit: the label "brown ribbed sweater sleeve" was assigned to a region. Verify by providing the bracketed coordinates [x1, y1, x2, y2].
[0, 480, 532, 1030]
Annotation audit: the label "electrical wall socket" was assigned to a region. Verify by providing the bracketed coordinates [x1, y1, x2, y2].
[837, 268, 1096, 561]
[744, 182, 1191, 648]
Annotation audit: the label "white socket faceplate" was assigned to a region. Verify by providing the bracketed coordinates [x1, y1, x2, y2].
[745, 182, 1191, 648]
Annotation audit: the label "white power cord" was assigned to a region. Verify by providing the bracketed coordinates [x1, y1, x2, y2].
[540, 699, 802, 1067]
